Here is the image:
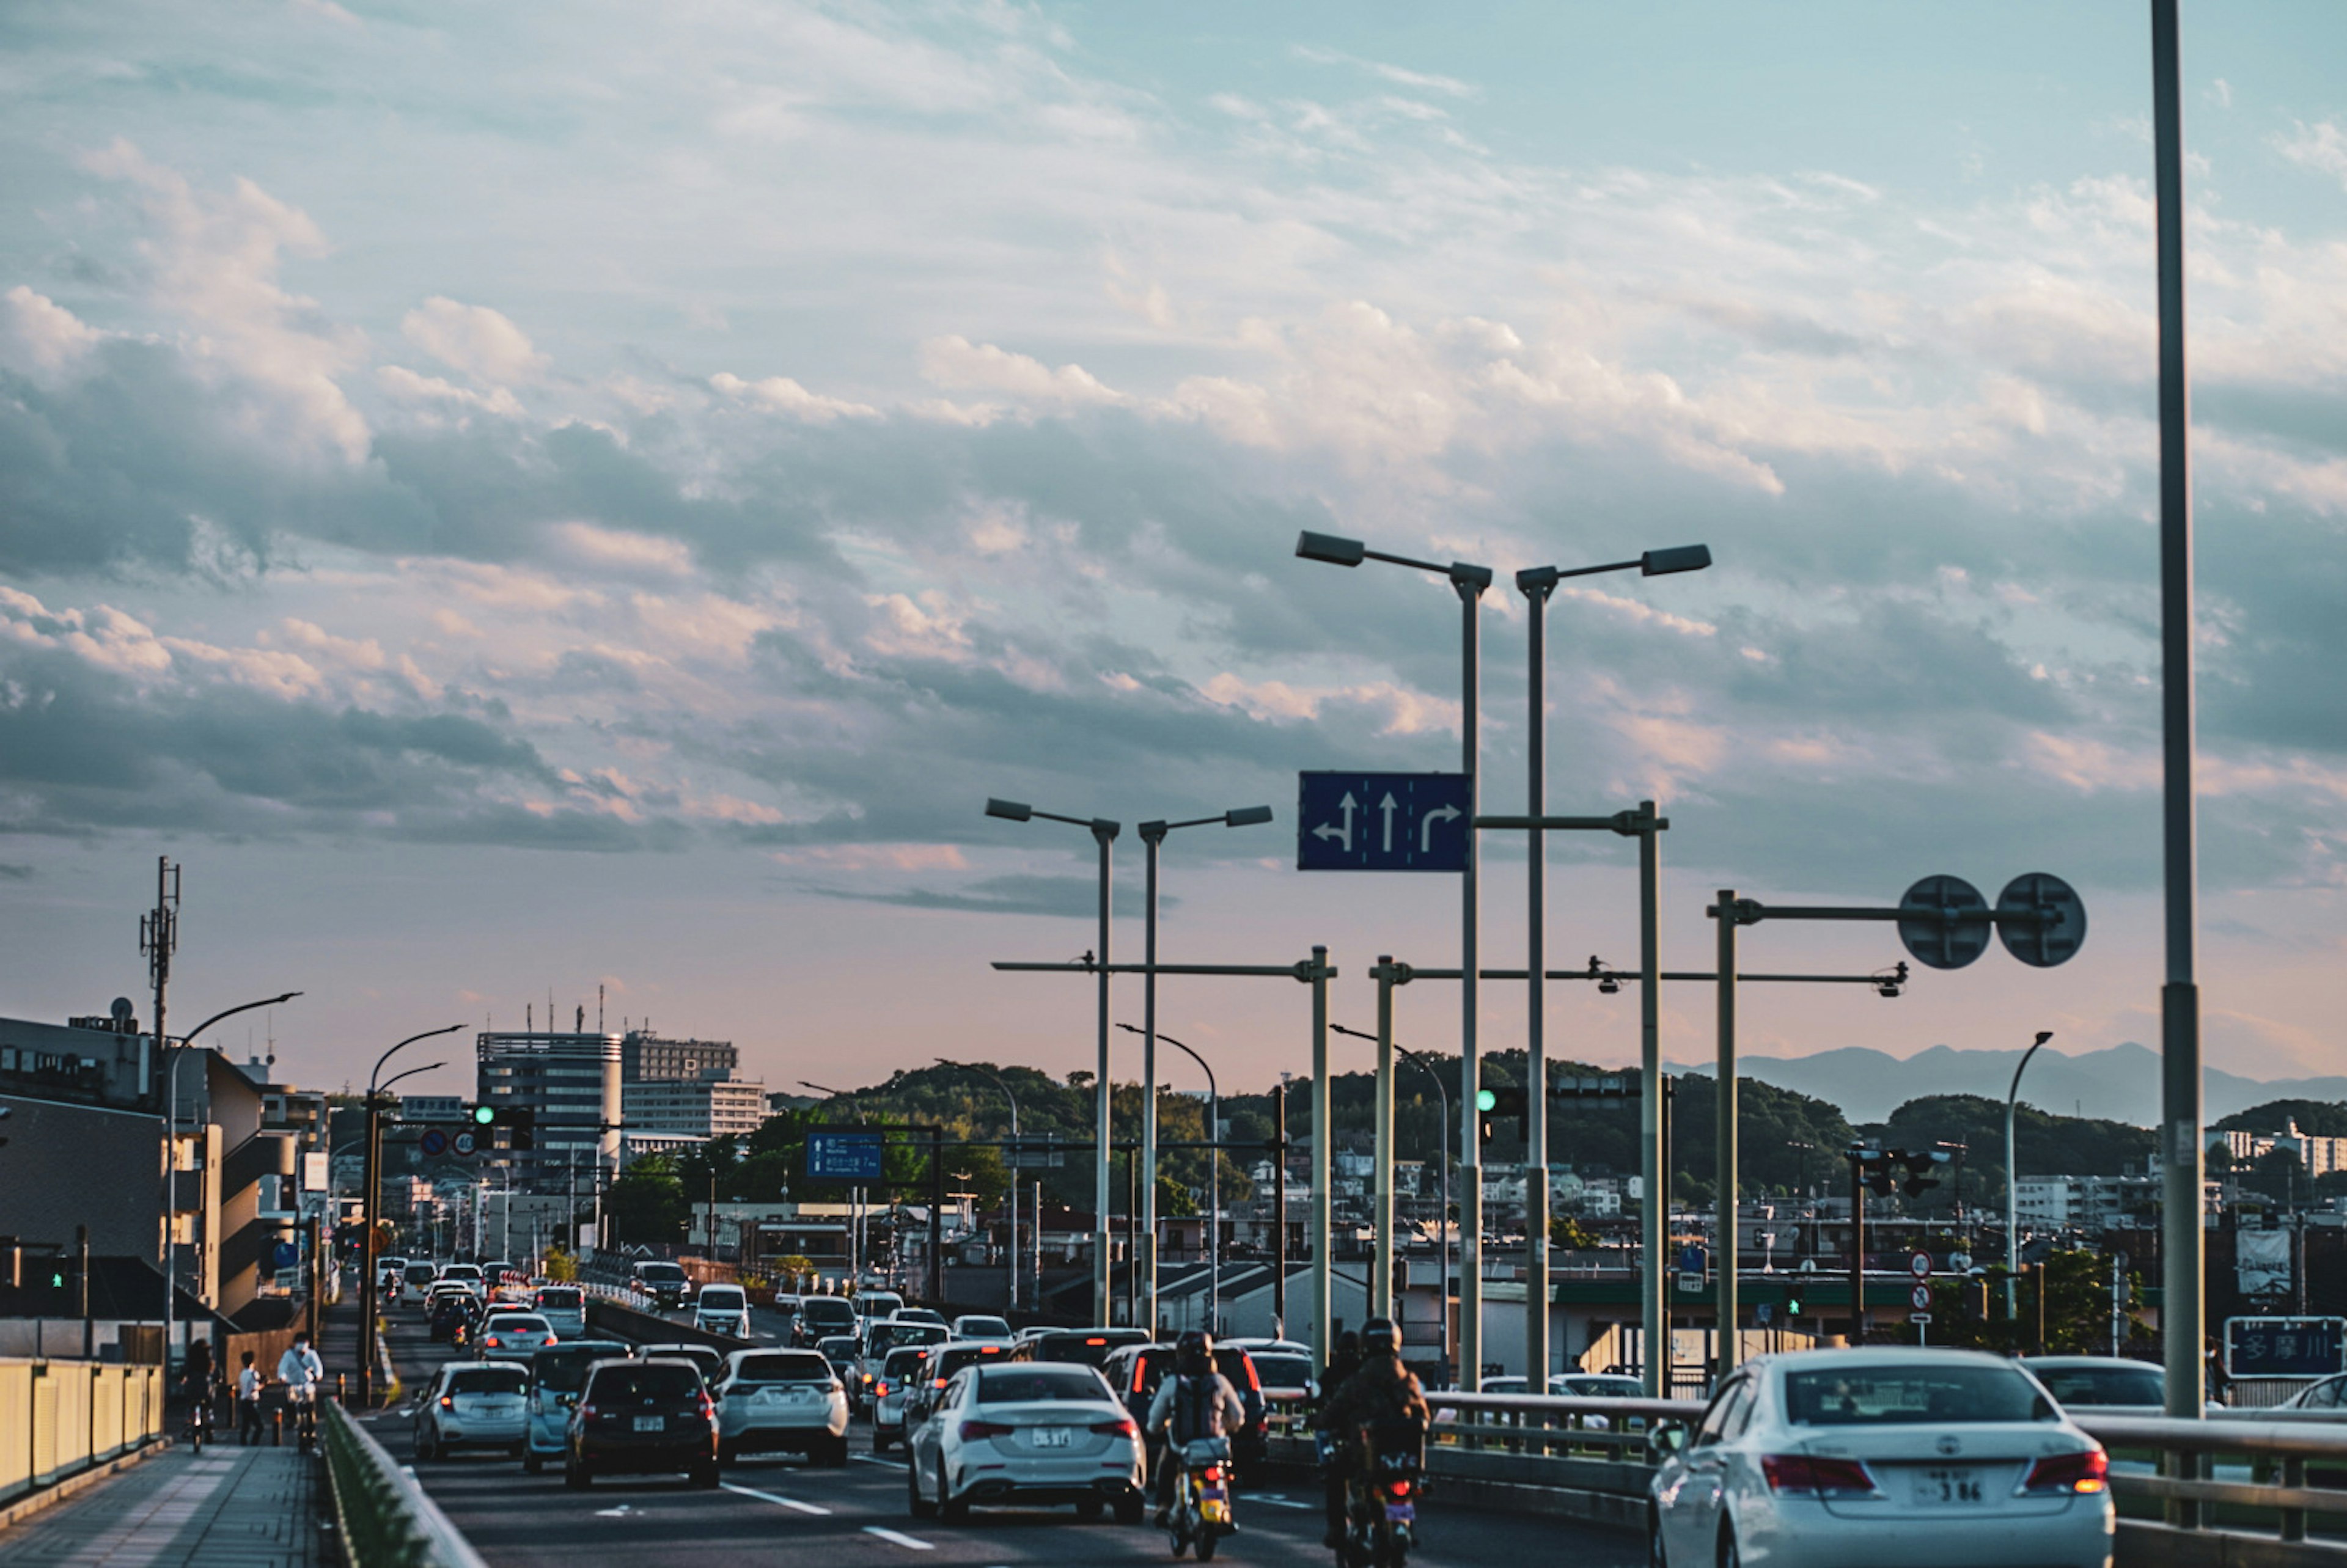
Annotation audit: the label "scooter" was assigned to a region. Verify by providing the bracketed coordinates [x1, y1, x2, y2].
[1340, 1439, 1422, 1568]
[1164, 1437, 1236, 1561]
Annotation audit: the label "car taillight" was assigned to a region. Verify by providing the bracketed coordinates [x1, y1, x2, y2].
[1387, 1478, 1409, 1497]
[961, 1420, 1014, 1441]
[696, 1392, 714, 1421]
[2022, 1449, 2109, 1495]
[545, 1335, 557, 1345]
[875, 1381, 890, 1397]
[485, 1336, 501, 1347]
[1203, 1464, 1225, 1484]
[439, 1395, 454, 1409]
[1085, 1337, 1107, 1346]
[1760, 1454, 1876, 1497]
[580, 1404, 597, 1420]
[932, 1377, 947, 1390]
[1092, 1417, 1139, 1437]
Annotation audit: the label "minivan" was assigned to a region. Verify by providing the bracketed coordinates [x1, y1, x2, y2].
[533, 1285, 587, 1338]
[793, 1294, 856, 1347]
[692, 1283, 751, 1338]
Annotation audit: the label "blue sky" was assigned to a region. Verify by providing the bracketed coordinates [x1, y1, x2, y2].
[1, 1, 2342, 1107]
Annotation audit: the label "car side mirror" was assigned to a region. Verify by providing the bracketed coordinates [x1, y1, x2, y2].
[1647, 1421, 1688, 1458]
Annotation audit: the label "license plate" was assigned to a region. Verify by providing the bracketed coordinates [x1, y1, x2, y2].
[1385, 1501, 1416, 1523]
[633, 1416, 664, 1433]
[755, 1389, 783, 1404]
[1911, 1467, 1986, 1505]
[1032, 1427, 1071, 1448]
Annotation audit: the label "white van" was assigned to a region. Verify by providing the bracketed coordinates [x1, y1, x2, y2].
[532, 1284, 587, 1338]
[854, 1290, 904, 1325]
[693, 1283, 751, 1338]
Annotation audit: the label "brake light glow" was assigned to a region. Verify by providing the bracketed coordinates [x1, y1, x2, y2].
[1092, 1416, 1139, 1437]
[485, 1336, 501, 1347]
[876, 1381, 891, 1397]
[1389, 1478, 1411, 1497]
[960, 1420, 1015, 1441]
[439, 1395, 454, 1409]
[545, 1335, 557, 1345]
[1131, 1361, 1147, 1393]
[2021, 1449, 2109, 1496]
[1085, 1337, 1107, 1346]
[1203, 1465, 1225, 1484]
[696, 1391, 714, 1421]
[1760, 1454, 1877, 1497]
[1242, 1357, 1261, 1393]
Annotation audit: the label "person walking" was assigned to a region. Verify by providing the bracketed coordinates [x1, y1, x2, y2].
[235, 1350, 265, 1446]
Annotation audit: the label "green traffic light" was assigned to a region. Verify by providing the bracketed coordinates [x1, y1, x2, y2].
[1475, 1088, 1497, 1112]
[472, 1105, 495, 1124]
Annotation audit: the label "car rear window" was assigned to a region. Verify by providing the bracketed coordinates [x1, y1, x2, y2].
[1251, 1355, 1313, 1388]
[592, 1364, 703, 1400]
[957, 1317, 1010, 1338]
[405, 1264, 438, 1284]
[818, 1337, 862, 1363]
[489, 1314, 549, 1333]
[977, 1367, 1111, 1404]
[1558, 1377, 1643, 1398]
[2030, 1365, 2164, 1407]
[637, 1263, 686, 1283]
[884, 1347, 935, 1379]
[532, 1347, 629, 1391]
[1785, 1365, 2051, 1426]
[735, 1354, 831, 1383]
[449, 1366, 529, 1396]
[441, 1266, 481, 1280]
[803, 1299, 856, 1327]
[873, 1324, 948, 1350]
[536, 1288, 582, 1309]
[1032, 1330, 1148, 1366]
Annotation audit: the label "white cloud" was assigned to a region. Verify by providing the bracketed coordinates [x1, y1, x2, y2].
[918, 335, 1128, 406]
[0, 287, 103, 377]
[2274, 120, 2347, 191]
[708, 370, 878, 422]
[401, 296, 549, 386]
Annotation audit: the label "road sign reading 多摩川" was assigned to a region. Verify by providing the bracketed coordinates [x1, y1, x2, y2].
[1296, 771, 1471, 871]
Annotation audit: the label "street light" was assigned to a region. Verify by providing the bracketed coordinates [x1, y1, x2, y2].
[985, 796, 1122, 1325]
[161, 990, 302, 1384]
[1118, 1022, 1222, 1335]
[358, 1022, 461, 1404]
[937, 1058, 1023, 1313]
[1135, 804, 1272, 1332]
[1333, 1022, 1452, 1386]
[2007, 1030, 2054, 1319]
[1516, 544, 1710, 1382]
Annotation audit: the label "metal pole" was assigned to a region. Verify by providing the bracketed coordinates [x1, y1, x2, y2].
[1272, 1083, 1287, 1340]
[2005, 1033, 2049, 1319]
[1522, 576, 1552, 1385]
[1142, 829, 1161, 1335]
[1373, 958, 1397, 1319]
[1093, 822, 1118, 1326]
[360, 1096, 380, 1402]
[1639, 804, 1666, 1398]
[2151, 0, 2203, 1424]
[1849, 1153, 1867, 1344]
[929, 1127, 944, 1305]
[1207, 1079, 1219, 1334]
[1456, 580, 1485, 1391]
[1310, 946, 1333, 1369]
[1715, 890, 1739, 1374]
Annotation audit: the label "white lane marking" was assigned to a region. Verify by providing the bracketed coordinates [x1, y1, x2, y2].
[862, 1526, 936, 1551]
[593, 1504, 637, 1517]
[851, 1453, 904, 1467]
[720, 1482, 832, 1515]
[1254, 1495, 1313, 1508]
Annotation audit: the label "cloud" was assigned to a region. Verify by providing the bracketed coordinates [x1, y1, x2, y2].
[919, 335, 1127, 406]
[401, 297, 548, 386]
[1, 287, 103, 377]
[709, 371, 879, 423]
[2274, 120, 2347, 191]
[1290, 45, 1476, 98]
[809, 873, 1167, 920]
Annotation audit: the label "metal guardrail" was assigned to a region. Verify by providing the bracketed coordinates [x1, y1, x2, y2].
[2079, 1412, 2347, 1551]
[320, 1398, 491, 1568]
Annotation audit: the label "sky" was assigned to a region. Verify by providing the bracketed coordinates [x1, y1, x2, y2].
[1, 1, 2343, 1109]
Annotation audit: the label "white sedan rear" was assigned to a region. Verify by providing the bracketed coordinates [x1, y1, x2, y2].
[1650, 1349, 2112, 1568]
[906, 1361, 1144, 1523]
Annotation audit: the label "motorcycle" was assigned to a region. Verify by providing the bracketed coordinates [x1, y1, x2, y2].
[1163, 1437, 1235, 1561]
[1338, 1427, 1423, 1568]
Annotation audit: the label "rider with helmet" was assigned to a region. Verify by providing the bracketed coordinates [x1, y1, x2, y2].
[1146, 1330, 1248, 1530]
[1318, 1318, 1430, 1548]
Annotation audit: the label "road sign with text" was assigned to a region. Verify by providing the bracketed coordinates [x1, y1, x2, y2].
[1296, 771, 1471, 871]
[806, 1130, 886, 1182]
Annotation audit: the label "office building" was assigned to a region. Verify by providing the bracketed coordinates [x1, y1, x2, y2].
[622, 1031, 737, 1083]
[476, 1031, 621, 1192]
[622, 1075, 767, 1141]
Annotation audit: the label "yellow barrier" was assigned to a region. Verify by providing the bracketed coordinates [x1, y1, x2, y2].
[1, 1359, 164, 1506]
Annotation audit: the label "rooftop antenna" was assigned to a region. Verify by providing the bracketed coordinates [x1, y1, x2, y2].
[526, 1002, 533, 1031]
[265, 1010, 275, 1072]
[598, 983, 606, 1033]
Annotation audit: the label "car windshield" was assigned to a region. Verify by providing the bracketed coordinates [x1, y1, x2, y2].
[1252, 1355, 1314, 1388]
[977, 1368, 1110, 1404]
[874, 1324, 948, 1351]
[449, 1366, 530, 1396]
[1785, 1364, 2051, 1426]
[699, 1289, 745, 1308]
[2029, 1364, 2165, 1407]
[405, 1264, 437, 1284]
[536, 1289, 581, 1309]
[803, 1300, 856, 1327]
[532, 1347, 628, 1392]
[1559, 1377, 1643, 1397]
[592, 1365, 702, 1400]
[818, 1337, 862, 1362]
[733, 1353, 831, 1383]
[1031, 1330, 1148, 1366]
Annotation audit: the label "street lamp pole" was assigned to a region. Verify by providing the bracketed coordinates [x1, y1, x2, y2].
[361, 1023, 461, 1404]
[159, 991, 301, 1385]
[985, 798, 1121, 1324]
[1120, 1024, 1220, 1333]
[2007, 1031, 2054, 1319]
[938, 1059, 1021, 1312]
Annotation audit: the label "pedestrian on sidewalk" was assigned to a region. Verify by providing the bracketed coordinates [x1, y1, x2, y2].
[236, 1350, 265, 1446]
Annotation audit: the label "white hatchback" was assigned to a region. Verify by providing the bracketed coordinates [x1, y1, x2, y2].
[1649, 1349, 2113, 1568]
[477, 1311, 558, 1361]
[713, 1347, 849, 1466]
[906, 1361, 1144, 1523]
[414, 1360, 531, 1460]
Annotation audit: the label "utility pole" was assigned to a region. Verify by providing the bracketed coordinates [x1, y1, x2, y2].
[1271, 1082, 1288, 1341]
[144, 857, 180, 1370]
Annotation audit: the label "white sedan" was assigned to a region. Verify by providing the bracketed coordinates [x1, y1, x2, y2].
[1649, 1349, 2112, 1568]
[906, 1361, 1145, 1523]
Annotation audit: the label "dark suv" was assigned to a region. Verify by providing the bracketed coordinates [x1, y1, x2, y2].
[793, 1294, 858, 1347]
[565, 1358, 718, 1489]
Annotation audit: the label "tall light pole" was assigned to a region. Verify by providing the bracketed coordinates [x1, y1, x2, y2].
[1136, 805, 1272, 1332]
[1296, 530, 1489, 1385]
[1120, 1023, 1220, 1334]
[361, 1022, 461, 1405]
[160, 991, 301, 1384]
[1516, 544, 1710, 1380]
[937, 1058, 1022, 1312]
[2007, 1030, 2054, 1319]
[986, 797, 1120, 1323]
[1334, 1022, 1452, 1387]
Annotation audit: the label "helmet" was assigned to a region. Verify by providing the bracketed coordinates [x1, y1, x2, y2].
[1175, 1329, 1214, 1376]
[1359, 1317, 1400, 1357]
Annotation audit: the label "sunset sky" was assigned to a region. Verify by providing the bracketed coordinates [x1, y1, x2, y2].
[2, 2, 2342, 1107]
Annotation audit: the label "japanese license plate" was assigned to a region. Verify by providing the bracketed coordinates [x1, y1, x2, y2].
[1911, 1467, 1985, 1505]
[1032, 1427, 1071, 1448]
[1385, 1501, 1416, 1523]
[633, 1415, 664, 1433]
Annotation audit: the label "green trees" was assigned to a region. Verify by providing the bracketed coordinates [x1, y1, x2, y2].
[608, 1152, 687, 1245]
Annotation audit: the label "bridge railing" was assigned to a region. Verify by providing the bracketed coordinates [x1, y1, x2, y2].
[320, 1396, 490, 1568]
[0, 1357, 164, 1506]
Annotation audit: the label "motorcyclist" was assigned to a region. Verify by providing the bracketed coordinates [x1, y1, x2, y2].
[1146, 1329, 1247, 1531]
[1320, 1318, 1430, 1548]
[1312, 1330, 1362, 1547]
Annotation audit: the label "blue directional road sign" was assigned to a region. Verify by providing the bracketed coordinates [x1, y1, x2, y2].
[806, 1130, 886, 1182]
[2226, 1316, 2347, 1378]
[1296, 771, 1471, 871]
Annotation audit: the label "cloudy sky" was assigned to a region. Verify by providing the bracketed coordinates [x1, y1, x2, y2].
[2, 1, 2343, 1106]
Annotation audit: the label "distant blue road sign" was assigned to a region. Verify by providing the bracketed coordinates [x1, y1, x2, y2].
[1296, 772, 1471, 871]
[806, 1130, 886, 1182]
[272, 1240, 299, 1272]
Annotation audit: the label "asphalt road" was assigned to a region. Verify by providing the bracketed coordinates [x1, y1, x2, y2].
[372, 1310, 1644, 1568]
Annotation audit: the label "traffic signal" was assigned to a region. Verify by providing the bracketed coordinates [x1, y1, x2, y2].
[1490, 1086, 1530, 1143]
[1900, 1148, 1950, 1200]
[1477, 1088, 1498, 1148]
[470, 1103, 537, 1150]
[1784, 1292, 1802, 1318]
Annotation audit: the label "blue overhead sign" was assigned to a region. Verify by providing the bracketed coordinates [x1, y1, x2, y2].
[1296, 771, 1471, 872]
[805, 1130, 886, 1182]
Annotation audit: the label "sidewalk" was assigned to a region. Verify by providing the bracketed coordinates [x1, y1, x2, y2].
[2, 1442, 321, 1568]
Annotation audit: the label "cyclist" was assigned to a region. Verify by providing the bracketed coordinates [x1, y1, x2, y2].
[277, 1332, 325, 1445]
[1146, 1330, 1247, 1531]
[1319, 1318, 1429, 1548]
[183, 1335, 218, 1445]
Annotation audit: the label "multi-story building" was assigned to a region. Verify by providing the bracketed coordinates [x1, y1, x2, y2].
[2213, 1122, 2347, 1180]
[2015, 1173, 2164, 1232]
[476, 1031, 621, 1192]
[621, 1074, 767, 1142]
[622, 1031, 737, 1083]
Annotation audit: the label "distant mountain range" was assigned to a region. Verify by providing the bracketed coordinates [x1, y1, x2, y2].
[1669, 1041, 2347, 1128]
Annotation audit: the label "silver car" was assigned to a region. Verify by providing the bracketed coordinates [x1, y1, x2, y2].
[414, 1361, 531, 1460]
[906, 1360, 1144, 1523]
[477, 1311, 557, 1361]
[1649, 1349, 2112, 1568]
[872, 1344, 935, 1454]
[713, 1347, 849, 1467]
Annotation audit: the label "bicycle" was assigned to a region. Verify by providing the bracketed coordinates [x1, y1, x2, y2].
[287, 1384, 319, 1453]
[183, 1380, 218, 1453]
